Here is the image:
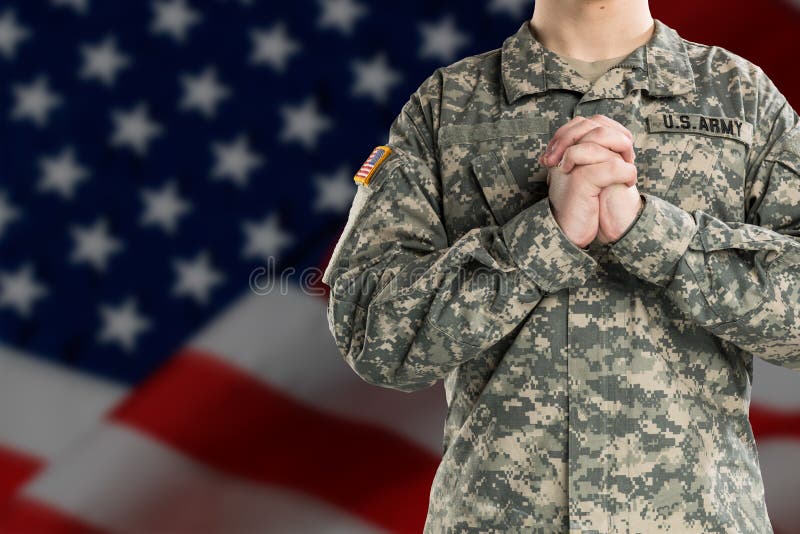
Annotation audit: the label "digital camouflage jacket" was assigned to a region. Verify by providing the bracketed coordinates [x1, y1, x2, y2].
[322, 17, 800, 533]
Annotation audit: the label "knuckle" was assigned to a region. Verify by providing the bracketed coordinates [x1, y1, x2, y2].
[572, 126, 599, 143]
[562, 144, 577, 163]
[599, 158, 617, 175]
[589, 141, 608, 154]
[582, 119, 601, 131]
[621, 130, 634, 145]
[586, 125, 604, 137]
[620, 160, 636, 178]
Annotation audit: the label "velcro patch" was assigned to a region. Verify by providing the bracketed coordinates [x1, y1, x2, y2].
[354, 145, 392, 186]
[646, 113, 753, 146]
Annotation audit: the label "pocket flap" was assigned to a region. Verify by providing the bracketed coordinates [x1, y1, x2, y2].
[471, 151, 534, 226]
[440, 116, 550, 146]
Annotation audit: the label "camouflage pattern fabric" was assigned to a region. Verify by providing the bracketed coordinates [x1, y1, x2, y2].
[322, 17, 800, 533]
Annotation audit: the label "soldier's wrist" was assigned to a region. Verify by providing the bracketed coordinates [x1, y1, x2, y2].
[609, 194, 646, 246]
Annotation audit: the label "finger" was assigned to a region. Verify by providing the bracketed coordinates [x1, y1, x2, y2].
[587, 115, 637, 165]
[571, 158, 637, 189]
[540, 116, 587, 166]
[542, 117, 603, 166]
[572, 127, 635, 166]
[559, 142, 623, 173]
[542, 114, 637, 167]
[586, 114, 633, 143]
[547, 116, 586, 146]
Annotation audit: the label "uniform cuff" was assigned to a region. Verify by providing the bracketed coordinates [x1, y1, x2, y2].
[501, 197, 598, 294]
[609, 194, 647, 246]
[608, 192, 697, 286]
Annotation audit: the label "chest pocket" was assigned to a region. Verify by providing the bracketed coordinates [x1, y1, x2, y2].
[639, 113, 753, 222]
[439, 116, 551, 227]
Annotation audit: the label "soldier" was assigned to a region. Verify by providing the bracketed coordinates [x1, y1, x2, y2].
[322, 0, 800, 531]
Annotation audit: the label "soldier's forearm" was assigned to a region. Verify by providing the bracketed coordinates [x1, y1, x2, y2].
[327, 195, 602, 392]
[609, 192, 800, 368]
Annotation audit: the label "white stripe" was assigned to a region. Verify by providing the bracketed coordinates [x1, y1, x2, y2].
[756, 439, 800, 533]
[0, 289, 445, 460]
[188, 289, 447, 454]
[23, 423, 382, 534]
[0, 344, 126, 458]
[752, 356, 800, 410]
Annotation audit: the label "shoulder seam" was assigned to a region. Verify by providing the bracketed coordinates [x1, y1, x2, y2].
[680, 37, 711, 50]
[439, 47, 501, 72]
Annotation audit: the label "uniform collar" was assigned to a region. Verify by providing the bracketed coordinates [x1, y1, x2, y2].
[501, 18, 696, 104]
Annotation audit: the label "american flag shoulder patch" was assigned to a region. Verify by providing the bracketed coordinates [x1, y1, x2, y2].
[354, 145, 392, 186]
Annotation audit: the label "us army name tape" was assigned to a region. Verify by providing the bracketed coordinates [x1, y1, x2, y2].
[647, 113, 753, 146]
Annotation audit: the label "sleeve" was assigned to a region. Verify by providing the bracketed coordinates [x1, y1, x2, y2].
[321, 70, 598, 392]
[608, 67, 800, 371]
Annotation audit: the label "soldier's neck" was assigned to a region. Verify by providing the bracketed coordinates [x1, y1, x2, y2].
[529, 0, 654, 62]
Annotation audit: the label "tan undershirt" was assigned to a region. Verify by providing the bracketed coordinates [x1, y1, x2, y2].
[559, 52, 631, 84]
[527, 23, 632, 84]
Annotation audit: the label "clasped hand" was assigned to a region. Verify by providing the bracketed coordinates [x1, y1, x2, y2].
[539, 114, 643, 248]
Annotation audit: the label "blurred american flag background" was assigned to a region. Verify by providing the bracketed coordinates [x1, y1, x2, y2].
[0, 0, 798, 532]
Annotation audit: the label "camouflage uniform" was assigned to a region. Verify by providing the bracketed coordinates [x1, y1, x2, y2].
[322, 17, 800, 533]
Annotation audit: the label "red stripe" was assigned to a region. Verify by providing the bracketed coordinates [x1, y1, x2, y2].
[0, 497, 105, 534]
[750, 403, 800, 441]
[0, 445, 42, 503]
[108, 350, 439, 533]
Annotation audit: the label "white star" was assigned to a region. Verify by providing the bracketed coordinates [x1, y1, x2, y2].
[419, 15, 470, 63]
[37, 146, 90, 200]
[0, 9, 31, 60]
[98, 297, 150, 352]
[110, 102, 163, 156]
[79, 35, 131, 86]
[351, 52, 402, 103]
[70, 219, 124, 272]
[0, 191, 21, 239]
[249, 22, 301, 73]
[211, 134, 264, 187]
[179, 65, 231, 118]
[242, 214, 293, 262]
[317, 0, 367, 35]
[150, 0, 202, 43]
[279, 97, 332, 150]
[172, 251, 224, 305]
[140, 180, 192, 234]
[487, 0, 532, 18]
[10, 75, 62, 127]
[0, 264, 47, 317]
[313, 165, 355, 212]
[51, 0, 90, 15]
